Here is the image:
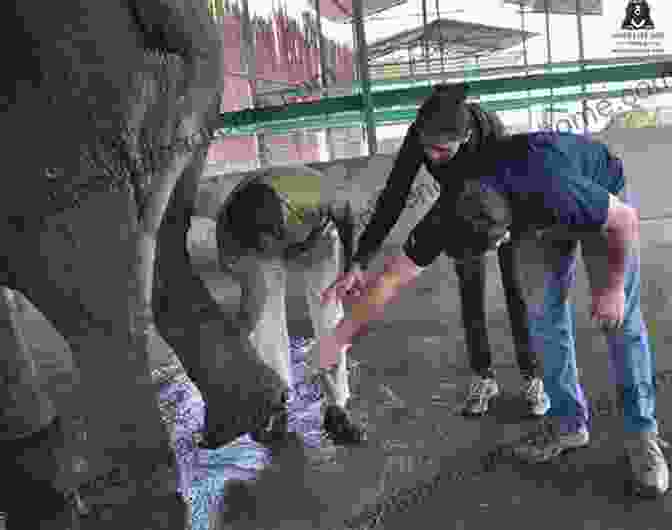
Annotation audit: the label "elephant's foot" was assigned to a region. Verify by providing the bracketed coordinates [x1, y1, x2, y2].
[0, 416, 74, 529]
[201, 388, 290, 450]
[196, 345, 289, 449]
[153, 288, 289, 449]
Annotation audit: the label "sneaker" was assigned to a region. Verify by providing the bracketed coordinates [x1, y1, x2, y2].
[512, 419, 589, 463]
[459, 377, 500, 416]
[521, 377, 551, 417]
[323, 405, 367, 446]
[624, 432, 670, 498]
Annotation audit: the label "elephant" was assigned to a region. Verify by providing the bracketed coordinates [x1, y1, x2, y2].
[2, 0, 286, 527]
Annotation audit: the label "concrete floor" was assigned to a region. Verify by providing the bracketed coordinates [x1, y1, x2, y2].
[194, 219, 672, 529]
[11, 219, 672, 529]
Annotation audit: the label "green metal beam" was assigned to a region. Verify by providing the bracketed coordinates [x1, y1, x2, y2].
[217, 83, 671, 137]
[216, 60, 672, 135]
[258, 57, 668, 99]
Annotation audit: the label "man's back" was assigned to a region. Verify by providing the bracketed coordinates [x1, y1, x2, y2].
[478, 132, 624, 195]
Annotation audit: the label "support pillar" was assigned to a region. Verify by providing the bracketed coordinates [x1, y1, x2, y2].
[315, 0, 335, 161]
[544, 0, 554, 128]
[352, 0, 377, 156]
[576, 0, 589, 133]
[519, 2, 533, 130]
[241, 0, 270, 168]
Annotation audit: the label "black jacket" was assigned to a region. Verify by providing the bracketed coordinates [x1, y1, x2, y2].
[351, 103, 507, 269]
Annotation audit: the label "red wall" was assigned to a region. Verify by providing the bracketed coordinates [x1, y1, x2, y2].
[211, 10, 352, 167]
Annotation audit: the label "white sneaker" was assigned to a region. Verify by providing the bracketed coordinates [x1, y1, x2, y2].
[512, 419, 589, 463]
[521, 377, 551, 417]
[624, 432, 670, 498]
[459, 377, 500, 416]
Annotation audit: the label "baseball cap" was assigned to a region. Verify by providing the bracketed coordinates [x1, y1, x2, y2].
[416, 83, 471, 145]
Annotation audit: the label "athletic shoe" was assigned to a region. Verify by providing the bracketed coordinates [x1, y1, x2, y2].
[459, 376, 500, 416]
[521, 376, 551, 417]
[512, 419, 589, 463]
[323, 405, 367, 445]
[625, 432, 670, 498]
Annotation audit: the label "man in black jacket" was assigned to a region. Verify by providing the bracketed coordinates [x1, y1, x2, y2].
[328, 83, 549, 417]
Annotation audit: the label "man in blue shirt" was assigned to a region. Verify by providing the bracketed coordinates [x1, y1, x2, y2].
[319, 131, 669, 497]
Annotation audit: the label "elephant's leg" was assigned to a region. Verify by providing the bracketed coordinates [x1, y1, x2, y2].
[0, 287, 74, 528]
[154, 138, 287, 449]
[8, 188, 182, 527]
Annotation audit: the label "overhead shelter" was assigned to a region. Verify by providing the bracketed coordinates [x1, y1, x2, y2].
[502, 0, 603, 15]
[309, 0, 409, 24]
[366, 17, 540, 65]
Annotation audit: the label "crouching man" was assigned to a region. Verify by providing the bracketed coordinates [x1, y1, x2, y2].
[318, 131, 669, 497]
[216, 166, 366, 446]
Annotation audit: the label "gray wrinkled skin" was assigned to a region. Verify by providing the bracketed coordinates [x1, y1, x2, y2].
[1, 1, 286, 526]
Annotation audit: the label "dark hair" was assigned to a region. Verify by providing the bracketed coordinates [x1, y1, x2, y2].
[431, 82, 470, 99]
[224, 181, 285, 251]
[416, 82, 471, 139]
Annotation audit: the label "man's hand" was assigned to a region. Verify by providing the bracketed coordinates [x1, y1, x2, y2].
[591, 287, 625, 331]
[585, 193, 637, 332]
[321, 263, 367, 305]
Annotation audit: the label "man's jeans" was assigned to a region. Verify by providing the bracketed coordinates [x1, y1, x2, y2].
[513, 213, 657, 435]
[218, 224, 351, 410]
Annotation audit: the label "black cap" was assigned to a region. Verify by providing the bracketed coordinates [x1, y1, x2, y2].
[416, 83, 471, 142]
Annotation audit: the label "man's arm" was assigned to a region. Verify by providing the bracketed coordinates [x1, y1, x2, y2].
[602, 193, 639, 291]
[350, 124, 424, 270]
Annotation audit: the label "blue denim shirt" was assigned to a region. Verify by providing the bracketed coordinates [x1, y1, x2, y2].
[480, 132, 624, 233]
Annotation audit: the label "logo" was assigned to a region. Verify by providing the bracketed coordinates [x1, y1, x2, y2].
[621, 0, 654, 30]
[612, 1, 665, 55]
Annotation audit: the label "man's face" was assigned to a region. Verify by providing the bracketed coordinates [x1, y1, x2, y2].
[421, 130, 471, 165]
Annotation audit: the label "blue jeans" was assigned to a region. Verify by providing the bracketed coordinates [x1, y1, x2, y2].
[514, 224, 657, 436]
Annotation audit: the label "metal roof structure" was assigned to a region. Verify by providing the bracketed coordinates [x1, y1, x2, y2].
[366, 18, 540, 62]
[502, 0, 603, 15]
[309, 0, 408, 24]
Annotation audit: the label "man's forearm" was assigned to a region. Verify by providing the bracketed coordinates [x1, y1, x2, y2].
[604, 200, 639, 291]
[331, 269, 407, 347]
